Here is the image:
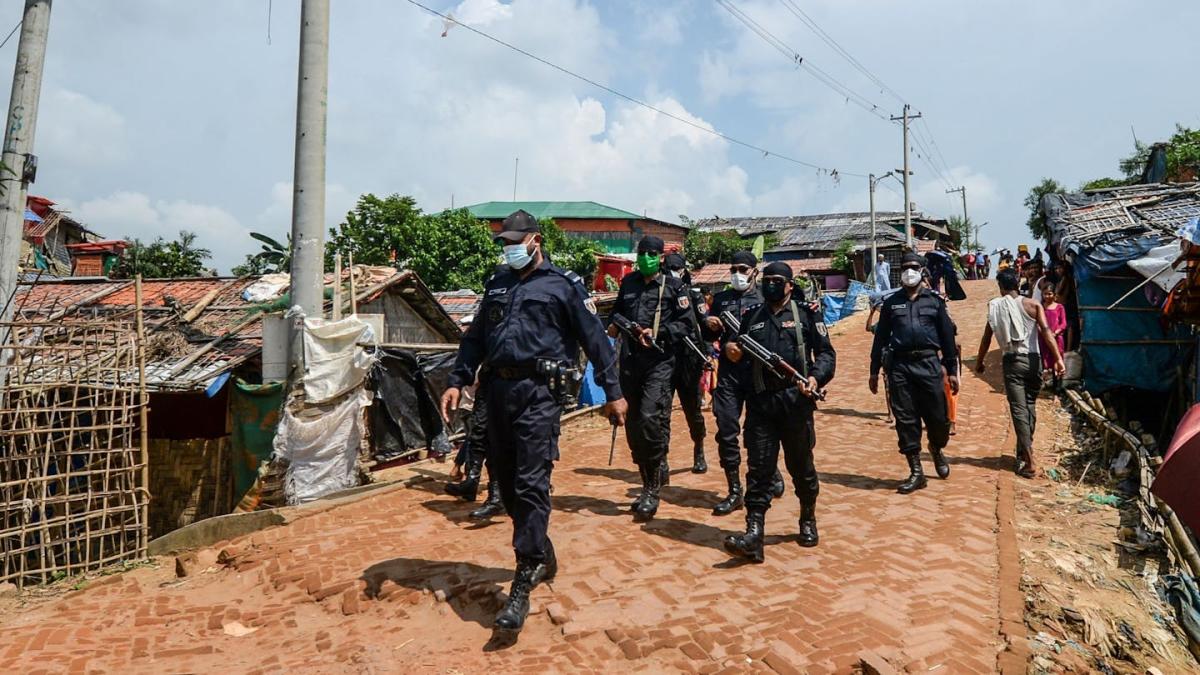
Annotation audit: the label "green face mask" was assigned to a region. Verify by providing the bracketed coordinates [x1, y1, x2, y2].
[636, 253, 660, 276]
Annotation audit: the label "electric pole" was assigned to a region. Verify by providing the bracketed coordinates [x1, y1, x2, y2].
[946, 185, 967, 247]
[868, 171, 894, 285]
[0, 0, 52, 328]
[288, 0, 330, 377]
[890, 104, 920, 250]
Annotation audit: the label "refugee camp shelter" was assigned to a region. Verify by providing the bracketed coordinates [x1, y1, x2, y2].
[463, 201, 688, 254]
[10, 267, 459, 538]
[1042, 182, 1199, 394]
[22, 195, 103, 276]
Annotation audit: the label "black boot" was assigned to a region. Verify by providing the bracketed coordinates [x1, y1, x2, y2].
[630, 464, 650, 511]
[712, 468, 744, 516]
[538, 538, 557, 583]
[691, 442, 707, 474]
[469, 481, 506, 520]
[494, 557, 544, 634]
[798, 501, 819, 548]
[445, 457, 482, 501]
[659, 459, 671, 487]
[723, 510, 765, 563]
[771, 469, 786, 498]
[634, 461, 662, 522]
[929, 445, 950, 479]
[897, 453, 927, 494]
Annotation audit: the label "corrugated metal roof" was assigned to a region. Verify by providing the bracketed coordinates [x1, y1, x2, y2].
[462, 201, 680, 227]
[691, 258, 836, 285]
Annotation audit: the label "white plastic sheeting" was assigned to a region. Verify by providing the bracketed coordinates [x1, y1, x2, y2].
[1127, 242, 1185, 293]
[242, 273, 291, 302]
[302, 315, 377, 404]
[275, 388, 371, 505]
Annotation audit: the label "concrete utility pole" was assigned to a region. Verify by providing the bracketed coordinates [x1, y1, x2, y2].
[868, 171, 894, 281]
[0, 0, 52, 327]
[946, 185, 967, 246]
[890, 104, 920, 250]
[287, 0, 330, 377]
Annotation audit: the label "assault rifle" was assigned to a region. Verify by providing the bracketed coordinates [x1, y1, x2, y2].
[719, 311, 827, 401]
[610, 313, 664, 354]
[682, 336, 714, 371]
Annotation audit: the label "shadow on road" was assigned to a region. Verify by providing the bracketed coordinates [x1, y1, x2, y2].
[819, 470, 901, 491]
[573, 466, 722, 509]
[820, 406, 888, 421]
[553, 493, 627, 517]
[947, 454, 1014, 472]
[639, 516, 797, 554]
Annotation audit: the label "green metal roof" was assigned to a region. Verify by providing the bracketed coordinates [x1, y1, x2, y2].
[463, 201, 669, 223]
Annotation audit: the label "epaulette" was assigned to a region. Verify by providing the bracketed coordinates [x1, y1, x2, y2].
[550, 266, 586, 288]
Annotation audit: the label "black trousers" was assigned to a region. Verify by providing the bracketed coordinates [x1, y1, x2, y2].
[620, 352, 675, 467]
[485, 377, 561, 563]
[671, 351, 706, 447]
[454, 395, 489, 467]
[711, 356, 746, 471]
[744, 388, 818, 512]
[887, 353, 950, 455]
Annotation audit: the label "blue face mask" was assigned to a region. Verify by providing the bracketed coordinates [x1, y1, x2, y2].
[502, 241, 534, 270]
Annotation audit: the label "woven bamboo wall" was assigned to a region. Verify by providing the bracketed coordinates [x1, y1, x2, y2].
[0, 321, 148, 588]
[148, 437, 234, 538]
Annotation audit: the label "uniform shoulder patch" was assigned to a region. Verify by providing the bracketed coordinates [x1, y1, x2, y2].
[816, 322, 828, 337]
[678, 295, 690, 310]
[584, 298, 598, 315]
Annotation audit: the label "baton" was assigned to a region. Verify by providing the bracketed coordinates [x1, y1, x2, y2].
[607, 418, 619, 466]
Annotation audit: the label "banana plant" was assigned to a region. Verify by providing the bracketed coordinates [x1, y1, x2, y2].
[248, 232, 291, 273]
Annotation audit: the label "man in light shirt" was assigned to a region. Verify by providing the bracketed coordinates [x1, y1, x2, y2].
[874, 254, 891, 292]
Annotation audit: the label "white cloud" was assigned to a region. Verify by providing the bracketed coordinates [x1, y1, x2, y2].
[37, 88, 128, 168]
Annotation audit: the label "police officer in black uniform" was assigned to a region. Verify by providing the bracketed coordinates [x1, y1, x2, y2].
[442, 210, 627, 635]
[663, 253, 709, 473]
[607, 235, 692, 522]
[869, 252, 959, 494]
[701, 251, 785, 516]
[722, 262, 836, 562]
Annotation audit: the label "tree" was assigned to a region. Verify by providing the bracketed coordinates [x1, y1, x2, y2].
[232, 232, 291, 276]
[1117, 125, 1200, 182]
[684, 229, 776, 269]
[114, 230, 212, 279]
[1079, 177, 1126, 191]
[830, 238, 855, 274]
[538, 218, 601, 287]
[1024, 178, 1066, 241]
[946, 215, 974, 250]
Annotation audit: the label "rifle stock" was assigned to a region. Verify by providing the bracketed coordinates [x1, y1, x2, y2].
[723, 310, 827, 401]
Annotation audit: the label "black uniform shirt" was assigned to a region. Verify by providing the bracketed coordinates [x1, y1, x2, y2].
[608, 272, 692, 357]
[449, 260, 622, 400]
[869, 287, 957, 377]
[739, 300, 836, 389]
[704, 285, 765, 348]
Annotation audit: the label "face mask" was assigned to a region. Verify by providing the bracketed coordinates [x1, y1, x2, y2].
[502, 241, 535, 270]
[637, 253, 660, 276]
[762, 280, 788, 303]
[900, 268, 922, 288]
[730, 272, 751, 292]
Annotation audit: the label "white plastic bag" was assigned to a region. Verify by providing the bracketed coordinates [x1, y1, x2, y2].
[302, 315, 377, 404]
[242, 273, 291, 302]
[275, 388, 371, 504]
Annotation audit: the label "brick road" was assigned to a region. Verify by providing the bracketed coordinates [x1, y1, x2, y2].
[0, 280, 1024, 674]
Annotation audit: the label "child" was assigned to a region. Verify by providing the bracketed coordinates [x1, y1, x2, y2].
[1040, 283, 1067, 388]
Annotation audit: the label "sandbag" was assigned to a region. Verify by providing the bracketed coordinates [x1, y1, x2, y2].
[275, 388, 371, 505]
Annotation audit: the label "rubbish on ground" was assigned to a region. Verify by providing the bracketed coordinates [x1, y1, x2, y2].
[1087, 493, 1122, 507]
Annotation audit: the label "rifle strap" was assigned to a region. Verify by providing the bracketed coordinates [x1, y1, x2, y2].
[791, 299, 808, 379]
[651, 277, 666, 341]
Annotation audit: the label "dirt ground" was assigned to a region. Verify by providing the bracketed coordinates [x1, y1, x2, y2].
[1014, 392, 1195, 673]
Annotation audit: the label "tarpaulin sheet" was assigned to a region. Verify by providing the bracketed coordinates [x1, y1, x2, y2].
[1127, 241, 1185, 293]
[1152, 402, 1200, 535]
[275, 388, 371, 505]
[229, 379, 284, 501]
[1077, 275, 1191, 393]
[822, 294, 843, 325]
[1072, 234, 1167, 279]
[302, 315, 377, 404]
[369, 348, 454, 462]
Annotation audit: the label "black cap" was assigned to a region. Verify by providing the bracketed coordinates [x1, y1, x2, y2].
[731, 250, 757, 267]
[495, 210, 540, 243]
[901, 252, 925, 267]
[762, 261, 793, 279]
[637, 235, 665, 254]
[663, 253, 686, 270]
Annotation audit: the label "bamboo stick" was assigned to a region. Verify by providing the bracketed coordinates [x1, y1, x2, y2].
[333, 253, 343, 322]
[136, 275, 150, 557]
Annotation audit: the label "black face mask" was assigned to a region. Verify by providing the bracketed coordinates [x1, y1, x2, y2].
[762, 280, 788, 302]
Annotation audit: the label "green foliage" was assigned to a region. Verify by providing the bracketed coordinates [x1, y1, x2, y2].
[323, 194, 603, 292]
[830, 238, 855, 273]
[684, 229, 776, 269]
[538, 218, 601, 286]
[113, 230, 212, 279]
[1118, 125, 1200, 181]
[1119, 140, 1150, 180]
[946, 215, 974, 249]
[232, 232, 291, 276]
[1023, 178, 1066, 241]
[1079, 177, 1127, 191]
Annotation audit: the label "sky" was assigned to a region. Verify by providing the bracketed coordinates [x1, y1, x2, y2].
[3, 0, 1198, 273]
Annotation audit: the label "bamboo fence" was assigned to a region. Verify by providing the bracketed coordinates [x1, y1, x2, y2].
[0, 319, 148, 588]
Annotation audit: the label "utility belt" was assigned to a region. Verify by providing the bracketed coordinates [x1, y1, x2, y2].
[483, 359, 581, 403]
[891, 348, 938, 362]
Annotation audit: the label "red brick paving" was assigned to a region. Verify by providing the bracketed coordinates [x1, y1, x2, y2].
[0, 280, 1020, 674]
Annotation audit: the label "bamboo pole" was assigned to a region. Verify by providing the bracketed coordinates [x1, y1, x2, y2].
[332, 253, 342, 321]
[348, 252, 357, 316]
[135, 275, 150, 555]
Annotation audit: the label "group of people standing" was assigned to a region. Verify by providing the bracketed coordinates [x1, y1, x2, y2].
[437, 210, 967, 636]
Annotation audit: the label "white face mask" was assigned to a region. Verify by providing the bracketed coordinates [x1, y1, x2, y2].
[668, 269, 683, 279]
[502, 241, 535, 270]
[900, 268, 922, 288]
[730, 272, 751, 291]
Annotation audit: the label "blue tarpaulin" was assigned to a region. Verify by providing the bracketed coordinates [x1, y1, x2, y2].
[1077, 275, 1191, 393]
[822, 280, 869, 325]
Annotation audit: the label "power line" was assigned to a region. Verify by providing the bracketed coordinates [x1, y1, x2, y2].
[0, 20, 21, 51]
[714, 0, 892, 122]
[404, 0, 867, 178]
[776, 0, 906, 105]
